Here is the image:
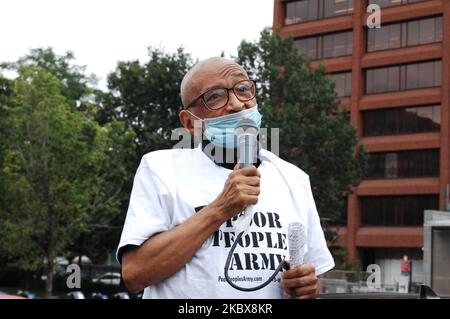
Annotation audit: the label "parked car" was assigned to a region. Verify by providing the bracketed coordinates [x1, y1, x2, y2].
[112, 292, 130, 299]
[88, 292, 109, 299]
[16, 290, 36, 299]
[0, 294, 28, 299]
[67, 291, 85, 299]
[0, 290, 28, 299]
[91, 272, 121, 285]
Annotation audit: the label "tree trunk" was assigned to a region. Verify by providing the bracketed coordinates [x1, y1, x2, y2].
[45, 258, 54, 298]
[25, 271, 31, 290]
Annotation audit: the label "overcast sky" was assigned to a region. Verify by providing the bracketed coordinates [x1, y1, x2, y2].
[1, 0, 274, 89]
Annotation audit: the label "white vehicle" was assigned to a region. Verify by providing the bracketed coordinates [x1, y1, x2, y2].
[91, 272, 121, 285]
[67, 291, 85, 299]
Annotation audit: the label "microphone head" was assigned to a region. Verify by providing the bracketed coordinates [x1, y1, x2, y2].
[236, 118, 258, 130]
[236, 118, 258, 137]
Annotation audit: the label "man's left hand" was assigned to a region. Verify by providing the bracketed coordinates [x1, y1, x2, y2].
[282, 263, 319, 299]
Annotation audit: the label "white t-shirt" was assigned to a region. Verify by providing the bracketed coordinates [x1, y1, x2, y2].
[117, 145, 335, 299]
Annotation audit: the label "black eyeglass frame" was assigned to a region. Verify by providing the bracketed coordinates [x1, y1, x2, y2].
[186, 79, 257, 110]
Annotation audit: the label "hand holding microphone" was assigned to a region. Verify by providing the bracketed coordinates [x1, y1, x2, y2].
[211, 164, 260, 222]
[210, 118, 261, 223]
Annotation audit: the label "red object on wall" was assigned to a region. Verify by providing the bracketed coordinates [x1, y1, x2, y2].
[401, 256, 410, 274]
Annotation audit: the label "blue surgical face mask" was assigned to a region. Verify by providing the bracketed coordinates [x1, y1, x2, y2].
[188, 106, 262, 148]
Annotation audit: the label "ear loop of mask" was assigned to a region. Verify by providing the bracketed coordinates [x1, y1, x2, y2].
[186, 109, 203, 121]
[186, 110, 204, 144]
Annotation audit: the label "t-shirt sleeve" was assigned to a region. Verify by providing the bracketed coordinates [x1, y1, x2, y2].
[303, 177, 335, 276]
[116, 160, 172, 264]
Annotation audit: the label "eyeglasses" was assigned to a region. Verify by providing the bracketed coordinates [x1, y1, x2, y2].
[187, 79, 256, 110]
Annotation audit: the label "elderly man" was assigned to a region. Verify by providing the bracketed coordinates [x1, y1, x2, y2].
[117, 57, 334, 299]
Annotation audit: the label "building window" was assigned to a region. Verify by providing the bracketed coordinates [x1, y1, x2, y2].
[323, 0, 354, 18]
[295, 31, 353, 60]
[330, 72, 352, 97]
[362, 105, 441, 136]
[285, 0, 354, 25]
[367, 149, 440, 179]
[285, 0, 317, 25]
[368, 0, 426, 8]
[360, 195, 439, 226]
[365, 60, 441, 94]
[367, 16, 442, 52]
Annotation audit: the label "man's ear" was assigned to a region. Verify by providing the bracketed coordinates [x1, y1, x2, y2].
[179, 109, 199, 134]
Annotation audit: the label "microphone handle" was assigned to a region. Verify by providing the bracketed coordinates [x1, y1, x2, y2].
[239, 133, 256, 168]
[288, 222, 306, 269]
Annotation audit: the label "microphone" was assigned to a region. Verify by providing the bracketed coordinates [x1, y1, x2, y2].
[233, 118, 259, 235]
[288, 222, 306, 269]
[236, 118, 258, 168]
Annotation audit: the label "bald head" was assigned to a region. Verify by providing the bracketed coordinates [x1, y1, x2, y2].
[180, 57, 249, 108]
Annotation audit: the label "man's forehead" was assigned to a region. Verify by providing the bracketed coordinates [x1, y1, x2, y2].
[194, 62, 247, 87]
[181, 58, 249, 106]
[203, 68, 247, 87]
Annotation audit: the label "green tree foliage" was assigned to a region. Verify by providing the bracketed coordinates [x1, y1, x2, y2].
[236, 29, 367, 225]
[0, 59, 136, 296]
[330, 247, 361, 271]
[97, 47, 194, 156]
[67, 118, 138, 264]
[0, 75, 14, 217]
[0, 47, 94, 111]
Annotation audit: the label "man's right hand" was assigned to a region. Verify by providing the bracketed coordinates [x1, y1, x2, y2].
[211, 164, 261, 220]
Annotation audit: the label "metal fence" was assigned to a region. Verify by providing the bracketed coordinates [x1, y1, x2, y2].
[319, 269, 419, 294]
